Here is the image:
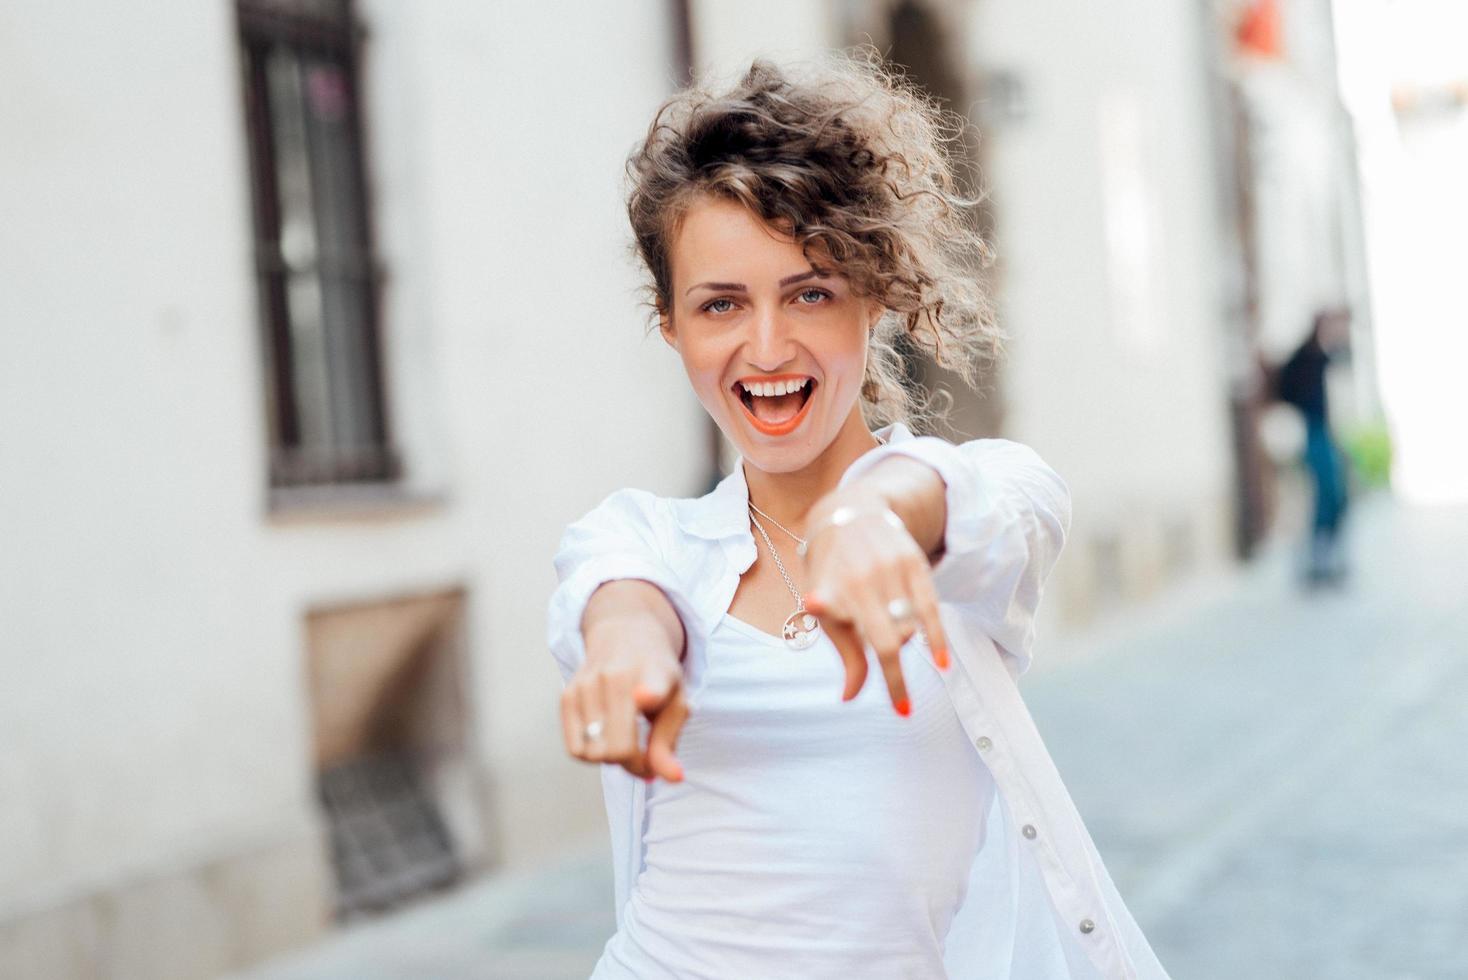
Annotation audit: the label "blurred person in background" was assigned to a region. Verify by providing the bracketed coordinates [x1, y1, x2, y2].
[1274, 306, 1353, 587]
[546, 50, 1169, 978]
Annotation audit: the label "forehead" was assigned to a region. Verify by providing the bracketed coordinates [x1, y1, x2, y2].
[669, 196, 827, 282]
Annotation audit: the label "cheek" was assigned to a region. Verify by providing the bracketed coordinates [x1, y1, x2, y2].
[821, 327, 870, 384]
[680, 352, 732, 412]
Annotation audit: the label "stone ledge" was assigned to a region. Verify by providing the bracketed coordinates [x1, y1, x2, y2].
[0, 828, 331, 980]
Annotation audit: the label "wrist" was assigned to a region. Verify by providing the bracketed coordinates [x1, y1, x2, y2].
[584, 610, 683, 667]
[830, 455, 948, 562]
[798, 496, 905, 557]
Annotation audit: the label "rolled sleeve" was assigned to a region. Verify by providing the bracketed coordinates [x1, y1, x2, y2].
[547, 488, 710, 697]
[838, 436, 1072, 676]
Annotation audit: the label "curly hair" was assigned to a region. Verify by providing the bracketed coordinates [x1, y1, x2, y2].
[624, 45, 1002, 429]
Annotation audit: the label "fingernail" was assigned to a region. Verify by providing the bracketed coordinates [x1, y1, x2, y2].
[936, 647, 950, 670]
[895, 697, 911, 717]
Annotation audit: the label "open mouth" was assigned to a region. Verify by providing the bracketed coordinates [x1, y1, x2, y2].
[732, 376, 817, 436]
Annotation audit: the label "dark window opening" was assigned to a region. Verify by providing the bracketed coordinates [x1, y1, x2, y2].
[237, 0, 399, 490]
[305, 590, 479, 919]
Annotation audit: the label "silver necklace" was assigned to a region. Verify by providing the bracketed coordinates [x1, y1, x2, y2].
[747, 507, 821, 650]
[745, 431, 888, 546]
[742, 431, 888, 652]
[747, 500, 805, 547]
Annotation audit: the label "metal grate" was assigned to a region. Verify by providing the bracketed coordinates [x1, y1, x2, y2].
[319, 752, 460, 918]
[237, 0, 399, 490]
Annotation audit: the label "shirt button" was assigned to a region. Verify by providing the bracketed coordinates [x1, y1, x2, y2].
[975, 736, 993, 751]
[1022, 824, 1037, 839]
[1079, 919, 1095, 934]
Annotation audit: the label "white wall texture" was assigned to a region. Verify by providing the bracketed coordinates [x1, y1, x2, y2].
[0, 0, 708, 949]
[969, 0, 1235, 596]
[1, 0, 303, 918]
[690, 0, 838, 81]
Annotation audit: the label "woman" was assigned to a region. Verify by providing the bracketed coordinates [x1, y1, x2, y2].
[548, 51, 1171, 979]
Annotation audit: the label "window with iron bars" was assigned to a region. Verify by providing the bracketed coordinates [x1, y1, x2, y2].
[237, 0, 400, 490]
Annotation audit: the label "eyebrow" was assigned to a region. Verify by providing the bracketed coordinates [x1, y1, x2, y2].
[685, 269, 831, 296]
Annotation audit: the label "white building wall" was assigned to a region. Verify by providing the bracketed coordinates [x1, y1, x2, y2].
[1, 0, 706, 971]
[1241, 0, 1359, 360]
[691, 0, 837, 79]
[0, 0, 308, 915]
[970, 0, 1236, 611]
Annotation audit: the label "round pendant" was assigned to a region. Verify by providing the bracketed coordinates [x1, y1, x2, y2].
[782, 610, 821, 651]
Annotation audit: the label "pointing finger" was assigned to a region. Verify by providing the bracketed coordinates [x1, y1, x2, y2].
[823, 616, 869, 702]
[646, 686, 689, 782]
[905, 562, 950, 670]
[854, 585, 911, 717]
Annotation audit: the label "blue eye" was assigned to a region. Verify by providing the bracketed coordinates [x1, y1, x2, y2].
[798, 288, 831, 304]
[702, 298, 735, 314]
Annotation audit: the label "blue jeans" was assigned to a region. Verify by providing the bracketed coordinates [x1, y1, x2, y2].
[1304, 415, 1347, 535]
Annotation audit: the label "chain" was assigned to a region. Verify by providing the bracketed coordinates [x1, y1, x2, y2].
[747, 500, 806, 546]
[745, 431, 888, 548]
[748, 507, 806, 612]
[743, 430, 888, 615]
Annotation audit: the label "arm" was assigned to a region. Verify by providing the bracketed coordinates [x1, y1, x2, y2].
[548, 488, 701, 781]
[825, 454, 949, 563]
[548, 488, 705, 685]
[835, 437, 1072, 678]
[581, 579, 687, 669]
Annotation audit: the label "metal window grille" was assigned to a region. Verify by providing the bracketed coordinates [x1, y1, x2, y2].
[318, 751, 460, 918]
[237, 0, 399, 489]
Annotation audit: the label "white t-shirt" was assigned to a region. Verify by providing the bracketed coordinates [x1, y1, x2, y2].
[591, 610, 995, 978]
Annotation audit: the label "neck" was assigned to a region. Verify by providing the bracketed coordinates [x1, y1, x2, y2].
[742, 408, 884, 534]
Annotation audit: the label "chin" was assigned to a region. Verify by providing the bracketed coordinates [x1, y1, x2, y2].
[732, 432, 827, 474]
[741, 450, 808, 475]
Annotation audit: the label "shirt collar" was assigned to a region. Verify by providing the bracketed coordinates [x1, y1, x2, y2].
[670, 421, 915, 541]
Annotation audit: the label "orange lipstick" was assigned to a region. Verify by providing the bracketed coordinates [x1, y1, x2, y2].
[734, 374, 816, 437]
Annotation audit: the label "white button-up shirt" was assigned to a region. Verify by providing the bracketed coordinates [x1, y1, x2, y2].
[548, 421, 1172, 979]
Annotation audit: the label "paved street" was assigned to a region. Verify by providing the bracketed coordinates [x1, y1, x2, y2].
[233, 491, 1468, 979]
[1030, 492, 1468, 979]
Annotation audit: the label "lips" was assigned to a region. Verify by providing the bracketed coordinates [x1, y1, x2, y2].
[732, 377, 817, 437]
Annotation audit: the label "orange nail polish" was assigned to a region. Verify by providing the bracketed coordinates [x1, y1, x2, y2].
[936, 647, 950, 670]
[895, 697, 911, 717]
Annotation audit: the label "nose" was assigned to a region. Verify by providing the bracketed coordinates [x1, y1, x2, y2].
[744, 304, 798, 372]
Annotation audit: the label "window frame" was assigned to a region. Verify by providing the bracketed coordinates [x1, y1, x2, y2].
[237, 0, 400, 492]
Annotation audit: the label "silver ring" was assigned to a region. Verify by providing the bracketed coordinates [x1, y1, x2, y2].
[583, 719, 605, 741]
[886, 597, 915, 623]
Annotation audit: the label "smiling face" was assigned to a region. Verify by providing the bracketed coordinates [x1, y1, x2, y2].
[658, 195, 880, 473]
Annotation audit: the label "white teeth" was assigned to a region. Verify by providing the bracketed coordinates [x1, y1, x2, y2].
[742, 378, 809, 397]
